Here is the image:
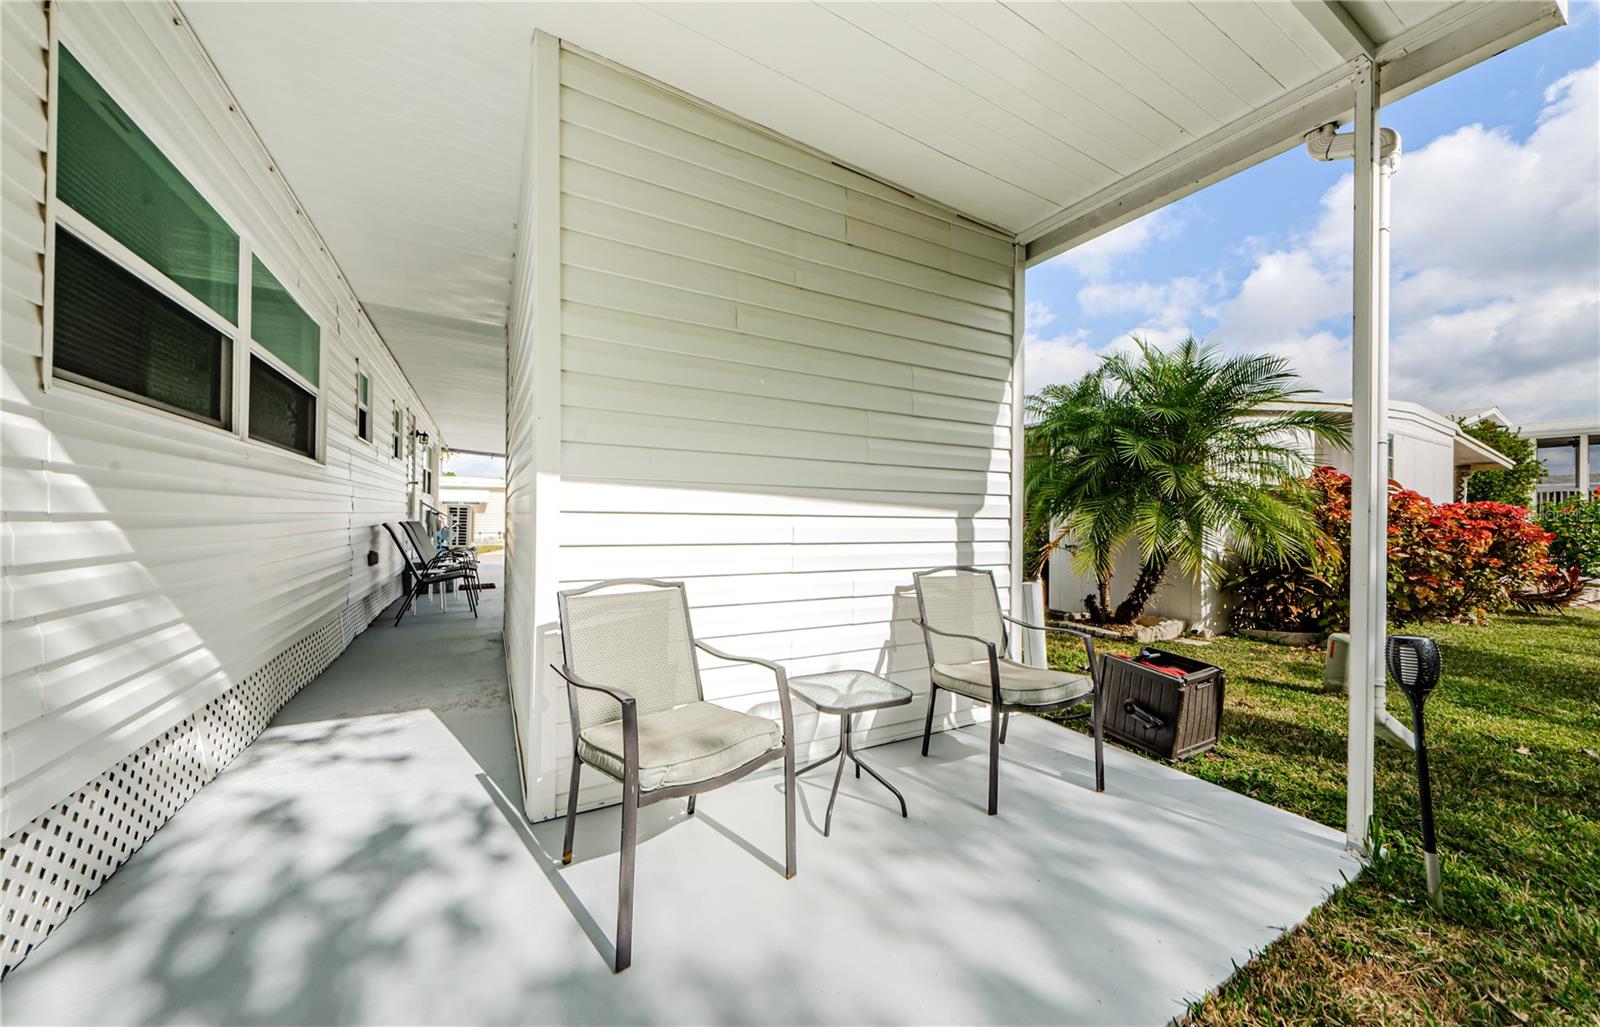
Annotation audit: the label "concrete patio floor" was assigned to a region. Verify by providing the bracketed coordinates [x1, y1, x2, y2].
[1, 553, 1361, 1025]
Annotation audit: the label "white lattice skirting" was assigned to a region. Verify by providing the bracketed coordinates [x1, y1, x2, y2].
[0, 575, 405, 977]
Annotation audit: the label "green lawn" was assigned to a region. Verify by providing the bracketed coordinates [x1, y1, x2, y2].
[1045, 608, 1600, 1025]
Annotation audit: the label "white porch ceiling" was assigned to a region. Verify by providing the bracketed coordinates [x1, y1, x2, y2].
[178, 1, 1566, 454]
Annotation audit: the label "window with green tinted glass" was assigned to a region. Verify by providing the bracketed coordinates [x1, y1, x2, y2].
[251, 257, 319, 383]
[53, 227, 230, 425]
[249, 355, 316, 457]
[356, 371, 371, 441]
[57, 47, 239, 322]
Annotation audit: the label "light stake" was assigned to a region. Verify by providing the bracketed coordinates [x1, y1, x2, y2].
[1387, 634, 1443, 909]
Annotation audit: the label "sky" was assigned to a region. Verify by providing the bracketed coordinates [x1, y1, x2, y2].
[1024, 3, 1600, 426]
[444, 452, 505, 477]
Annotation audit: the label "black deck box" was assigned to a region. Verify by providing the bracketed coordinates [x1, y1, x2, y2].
[1098, 647, 1225, 760]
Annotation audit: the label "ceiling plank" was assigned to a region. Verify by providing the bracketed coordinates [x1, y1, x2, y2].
[1290, 2, 1376, 60]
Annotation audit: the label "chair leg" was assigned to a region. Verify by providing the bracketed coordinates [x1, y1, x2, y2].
[921, 683, 938, 757]
[783, 734, 798, 880]
[999, 711, 1011, 744]
[686, 795, 696, 816]
[562, 756, 581, 865]
[987, 705, 1001, 816]
[393, 582, 419, 627]
[1092, 694, 1106, 794]
[616, 774, 638, 972]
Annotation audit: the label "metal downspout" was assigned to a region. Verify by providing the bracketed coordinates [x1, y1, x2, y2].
[1373, 154, 1415, 751]
[1307, 123, 1416, 754]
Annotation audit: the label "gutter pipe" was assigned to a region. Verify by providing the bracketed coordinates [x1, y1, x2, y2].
[1306, 124, 1415, 752]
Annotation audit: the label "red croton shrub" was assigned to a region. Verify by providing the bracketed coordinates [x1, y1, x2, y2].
[1228, 467, 1566, 632]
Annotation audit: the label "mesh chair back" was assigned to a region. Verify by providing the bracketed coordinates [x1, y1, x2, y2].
[914, 567, 1006, 667]
[403, 521, 440, 563]
[382, 522, 427, 574]
[559, 581, 703, 730]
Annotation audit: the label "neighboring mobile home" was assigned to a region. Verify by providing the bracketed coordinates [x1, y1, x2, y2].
[0, 0, 1567, 984]
[439, 474, 507, 546]
[1521, 416, 1600, 512]
[1452, 405, 1600, 511]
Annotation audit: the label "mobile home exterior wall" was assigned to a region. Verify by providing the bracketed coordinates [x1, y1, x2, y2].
[1312, 403, 1459, 503]
[1, 0, 438, 969]
[506, 39, 1020, 821]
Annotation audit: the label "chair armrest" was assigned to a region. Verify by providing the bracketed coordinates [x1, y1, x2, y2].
[694, 641, 784, 676]
[426, 551, 475, 570]
[550, 664, 637, 708]
[417, 564, 470, 584]
[551, 664, 639, 777]
[1003, 614, 1091, 640]
[1000, 616, 1100, 687]
[913, 621, 1003, 706]
[694, 641, 796, 744]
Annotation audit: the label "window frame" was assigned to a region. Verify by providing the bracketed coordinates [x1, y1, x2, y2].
[355, 369, 373, 444]
[49, 217, 236, 428]
[42, 31, 326, 465]
[1536, 437, 1579, 487]
[242, 244, 325, 462]
[391, 404, 404, 460]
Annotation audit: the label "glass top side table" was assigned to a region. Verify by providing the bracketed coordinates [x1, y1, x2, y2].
[787, 670, 914, 836]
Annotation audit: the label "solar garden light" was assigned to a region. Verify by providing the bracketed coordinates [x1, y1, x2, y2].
[1387, 634, 1443, 909]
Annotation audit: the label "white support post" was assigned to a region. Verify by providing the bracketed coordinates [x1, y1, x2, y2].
[1579, 434, 1592, 497]
[1346, 59, 1384, 856]
[1021, 583, 1048, 668]
[1010, 243, 1029, 660]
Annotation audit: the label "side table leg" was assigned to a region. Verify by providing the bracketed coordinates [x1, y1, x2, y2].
[797, 741, 843, 778]
[845, 726, 908, 819]
[823, 712, 849, 837]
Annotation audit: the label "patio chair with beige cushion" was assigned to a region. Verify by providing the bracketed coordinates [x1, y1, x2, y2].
[912, 565, 1104, 816]
[553, 578, 797, 972]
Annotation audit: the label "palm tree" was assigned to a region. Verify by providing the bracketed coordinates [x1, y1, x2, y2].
[1025, 337, 1350, 624]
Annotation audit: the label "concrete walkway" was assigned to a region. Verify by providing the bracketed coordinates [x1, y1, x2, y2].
[2, 552, 1361, 1025]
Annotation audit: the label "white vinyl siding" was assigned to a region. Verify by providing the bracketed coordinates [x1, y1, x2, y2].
[507, 45, 1019, 819]
[0, 2, 438, 833]
[1313, 407, 1461, 503]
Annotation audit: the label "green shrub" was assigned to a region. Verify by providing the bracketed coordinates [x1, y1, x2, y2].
[1539, 488, 1600, 575]
[1458, 418, 1543, 504]
[1226, 467, 1562, 632]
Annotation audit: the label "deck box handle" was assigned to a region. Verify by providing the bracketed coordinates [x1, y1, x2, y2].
[1122, 699, 1166, 731]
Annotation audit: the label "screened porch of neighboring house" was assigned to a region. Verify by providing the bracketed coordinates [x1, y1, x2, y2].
[0, 1, 1568, 1023]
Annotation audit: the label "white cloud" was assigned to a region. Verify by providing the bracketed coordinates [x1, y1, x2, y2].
[1214, 249, 1347, 348]
[1386, 62, 1599, 420]
[1023, 299, 1100, 392]
[1025, 333, 1104, 393]
[1045, 208, 1181, 280]
[1216, 61, 1599, 420]
[1078, 275, 1212, 328]
[444, 452, 505, 477]
[1024, 61, 1600, 421]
